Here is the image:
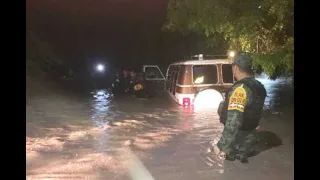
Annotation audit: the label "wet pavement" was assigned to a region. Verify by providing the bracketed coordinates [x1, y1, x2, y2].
[26, 76, 294, 180]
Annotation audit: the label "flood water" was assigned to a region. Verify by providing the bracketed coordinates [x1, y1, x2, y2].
[26, 76, 294, 180]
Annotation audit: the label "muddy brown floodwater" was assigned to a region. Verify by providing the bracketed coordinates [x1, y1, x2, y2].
[26, 76, 294, 180]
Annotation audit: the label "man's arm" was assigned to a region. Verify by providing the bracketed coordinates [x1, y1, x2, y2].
[218, 84, 251, 153]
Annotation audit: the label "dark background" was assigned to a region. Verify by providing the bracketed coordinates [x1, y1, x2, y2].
[26, 0, 200, 75]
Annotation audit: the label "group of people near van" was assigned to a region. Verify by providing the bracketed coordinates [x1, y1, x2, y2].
[111, 69, 154, 98]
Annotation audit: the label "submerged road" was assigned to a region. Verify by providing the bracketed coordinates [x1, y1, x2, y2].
[26, 77, 294, 180]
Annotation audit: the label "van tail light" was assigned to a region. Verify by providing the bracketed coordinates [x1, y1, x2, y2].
[183, 98, 190, 107]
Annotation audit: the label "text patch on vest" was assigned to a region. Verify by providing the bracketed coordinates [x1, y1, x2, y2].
[228, 85, 247, 112]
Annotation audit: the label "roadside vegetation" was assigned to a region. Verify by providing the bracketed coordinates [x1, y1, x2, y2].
[164, 0, 293, 80]
[26, 28, 71, 96]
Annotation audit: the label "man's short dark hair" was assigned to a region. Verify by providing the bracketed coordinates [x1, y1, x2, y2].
[237, 65, 252, 74]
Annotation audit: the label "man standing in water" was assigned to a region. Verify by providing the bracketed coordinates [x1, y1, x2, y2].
[129, 70, 138, 93]
[216, 53, 267, 163]
[120, 69, 130, 92]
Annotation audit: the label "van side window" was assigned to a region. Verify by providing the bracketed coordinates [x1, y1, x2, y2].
[172, 66, 180, 95]
[178, 66, 186, 84]
[167, 66, 175, 81]
[174, 66, 181, 81]
[166, 65, 175, 91]
[192, 65, 218, 84]
[221, 64, 234, 83]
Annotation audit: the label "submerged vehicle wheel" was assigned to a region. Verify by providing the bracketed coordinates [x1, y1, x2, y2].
[194, 88, 224, 109]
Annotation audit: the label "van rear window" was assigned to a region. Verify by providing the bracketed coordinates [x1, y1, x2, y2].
[222, 64, 234, 83]
[192, 65, 218, 84]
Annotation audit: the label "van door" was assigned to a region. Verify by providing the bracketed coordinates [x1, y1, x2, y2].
[166, 65, 175, 92]
[142, 65, 166, 91]
[172, 66, 181, 95]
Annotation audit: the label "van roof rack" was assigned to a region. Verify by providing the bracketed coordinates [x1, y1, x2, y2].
[186, 54, 228, 60]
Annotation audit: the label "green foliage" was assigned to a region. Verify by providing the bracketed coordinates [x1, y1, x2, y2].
[164, 0, 294, 79]
[252, 37, 293, 79]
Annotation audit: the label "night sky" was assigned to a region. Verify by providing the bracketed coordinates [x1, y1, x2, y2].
[26, 0, 190, 72]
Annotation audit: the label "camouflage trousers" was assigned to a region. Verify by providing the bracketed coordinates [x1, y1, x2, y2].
[217, 130, 259, 159]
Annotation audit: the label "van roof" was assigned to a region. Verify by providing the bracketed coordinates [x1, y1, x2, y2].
[171, 59, 232, 65]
